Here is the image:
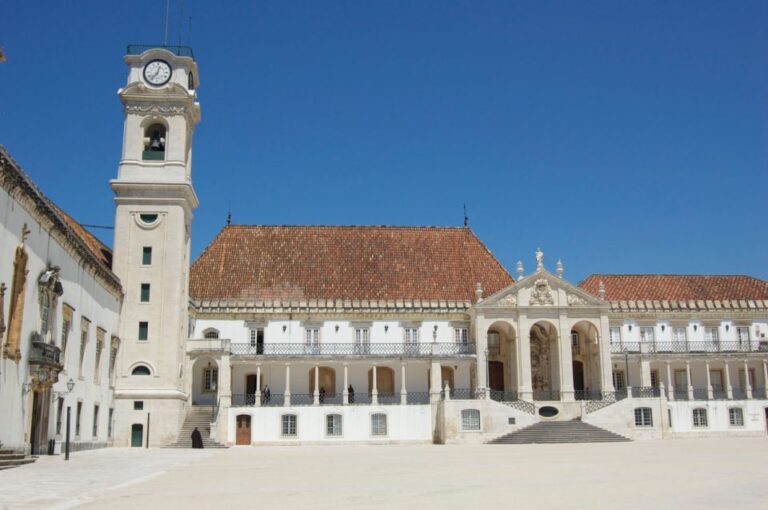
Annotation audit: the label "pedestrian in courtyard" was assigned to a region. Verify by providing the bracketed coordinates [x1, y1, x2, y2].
[319, 386, 326, 403]
[348, 384, 355, 403]
[264, 385, 271, 403]
[191, 427, 203, 449]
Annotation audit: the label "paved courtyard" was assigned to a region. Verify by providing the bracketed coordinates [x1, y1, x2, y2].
[1, 439, 767, 510]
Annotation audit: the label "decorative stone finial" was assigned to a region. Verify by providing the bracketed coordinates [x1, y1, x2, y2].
[516, 260, 524, 281]
[556, 259, 563, 278]
[598, 280, 606, 300]
[535, 247, 544, 271]
[475, 282, 483, 303]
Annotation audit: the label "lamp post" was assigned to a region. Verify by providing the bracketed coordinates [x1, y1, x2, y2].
[54, 378, 75, 461]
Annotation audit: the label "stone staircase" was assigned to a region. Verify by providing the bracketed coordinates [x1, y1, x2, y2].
[165, 406, 227, 449]
[0, 443, 36, 470]
[489, 419, 630, 444]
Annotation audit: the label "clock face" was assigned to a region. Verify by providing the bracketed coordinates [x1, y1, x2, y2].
[143, 60, 172, 86]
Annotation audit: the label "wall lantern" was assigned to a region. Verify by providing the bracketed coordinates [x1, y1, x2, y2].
[661, 325, 665, 332]
[725, 325, 730, 332]
[384, 325, 389, 333]
[282, 325, 287, 333]
[335, 325, 339, 333]
[693, 325, 698, 332]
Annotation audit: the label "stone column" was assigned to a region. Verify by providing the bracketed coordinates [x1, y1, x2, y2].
[255, 365, 262, 407]
[744, 360, 753, 399]
[343, 364, 349, 405]
[284, 363, 291, 406]
[371, 365, 378, 405]
[598, 315, 615, 394]
[685, 361, 694, 400]
[640, 360, 652, 388]
[517, 316, 533, 400]
[558, 318, 575, 402]
[666, 362, 674, 401]
[219, 354, 232, 409]
[400, 362, 407, 405]
[724, 361, 733, 400]
[705, 361, 713, 400]
[429, 360, 442, 403]
[474, 316, 489, 396]
[763, 360, 768, 398]
[313, 365, 320, 405]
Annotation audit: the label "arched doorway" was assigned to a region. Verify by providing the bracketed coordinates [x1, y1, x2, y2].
[192, 357, 219, 405]
[236, 415, 251, 445]
[368, 367, 395, 395]
[489, 361, 504, 392]
[309, 367, 337, 396]
[487, 321, 517, 393]
[573, 360, 585, 392]
[571, 321, 601, 397]
[530, 321, 560, 400]
[131, 424, 143, 447]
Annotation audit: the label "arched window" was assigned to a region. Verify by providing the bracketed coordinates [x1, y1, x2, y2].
[203, 328, 220, 339]
[461, 409, 480, 431]
[142, 123, 166, 160]
[371, 413, 387, 436]
[131, 364, 152, 376]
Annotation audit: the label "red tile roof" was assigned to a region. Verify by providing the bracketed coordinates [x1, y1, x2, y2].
[49, 202, 113, 269]
[189, 225, 513, 302]
[579, 274, 768, 302]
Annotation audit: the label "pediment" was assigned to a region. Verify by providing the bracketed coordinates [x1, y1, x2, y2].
[477, 270, 604, 309]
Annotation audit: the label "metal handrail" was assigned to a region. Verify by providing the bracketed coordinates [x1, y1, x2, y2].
[611, 340, 763, 355]
[489, 390, 519, 402]
[406, 392, 430, 405]
[29, 341, 62, 366]
[230, 342, 476, 357]
[450, 388, 478, 400]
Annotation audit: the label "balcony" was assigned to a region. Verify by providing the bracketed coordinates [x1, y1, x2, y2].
[187, 338, 230, 354]
[28, 341, 62, 368]
[610, 341, 766, 355]
[229, 342, 476, 358]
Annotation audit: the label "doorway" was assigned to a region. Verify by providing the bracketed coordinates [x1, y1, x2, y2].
[29, 389, 51, 455]
[236, 415, 251, 445]
[131, 424, 143, 447]
[572, 360, 585, 392]
[488, 361, 504, 392]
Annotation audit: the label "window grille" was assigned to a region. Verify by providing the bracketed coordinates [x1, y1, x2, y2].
[203, 367, 218, 391]
[672, 327, 687, 343]
[729, 408, 744, 427]
[461, 409, 480, 431]
[282, 414, 297, 436]
[371, 414, 387, 436]
[609, 327, 621, 344]
[326, 414, 342, 436]
[634, 407, 653, 427]
[692, 408, 707, 428]
[640, 327, 654, 344]
[487, 332, 500, 355]
[204, 329, 219, 339]
[404, 328, 419, 344]
[454, 328, 469, 345]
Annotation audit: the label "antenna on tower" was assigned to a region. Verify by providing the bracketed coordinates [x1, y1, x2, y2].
[463, 204, 469, 227]
[177, 0, 184, 46]
[163, 0, 170, 45]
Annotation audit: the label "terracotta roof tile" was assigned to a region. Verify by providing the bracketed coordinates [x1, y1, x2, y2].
[579, 274, 768, 302]
[48, 202, 113, 269]
[189, 225, 513, 302]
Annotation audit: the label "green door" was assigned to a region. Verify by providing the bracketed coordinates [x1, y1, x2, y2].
[131, 424, 143, 447]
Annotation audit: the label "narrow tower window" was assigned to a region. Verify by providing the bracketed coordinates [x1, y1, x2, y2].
[140, 283, 150, 303]
[142, 246, 152, 265]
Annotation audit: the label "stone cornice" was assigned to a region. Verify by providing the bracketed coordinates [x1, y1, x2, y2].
[607, 299, 768, 312]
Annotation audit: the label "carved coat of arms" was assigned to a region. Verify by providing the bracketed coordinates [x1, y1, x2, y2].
[529, 279, 554, 306]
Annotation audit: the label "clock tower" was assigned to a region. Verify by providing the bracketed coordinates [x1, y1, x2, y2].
[111, 46, 200, 447]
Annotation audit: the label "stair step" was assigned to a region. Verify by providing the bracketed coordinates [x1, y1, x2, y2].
[489, 420, 630, 445]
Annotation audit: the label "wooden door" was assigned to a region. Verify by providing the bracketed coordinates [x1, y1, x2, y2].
[488, 361, 504, 391]
[236, 415, 251, 445]
[131, 424, 143, 447]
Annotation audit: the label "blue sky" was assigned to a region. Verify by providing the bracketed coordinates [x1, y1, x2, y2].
[1, 1, 767, 281]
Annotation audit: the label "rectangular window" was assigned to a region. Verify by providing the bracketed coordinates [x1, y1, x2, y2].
[613, 371, 625, 391]
[133, 401, 144, 411]
[355, 328, 370, 354]
[609, 327, 622, 344]
[705, 327, 719, 347]
[94, 334, 104, 385]
[140, 283, 150, 303]
[56, 398, 64, 435]
[60, 313, 72, 358]
[138, 322, 148, 341]
[672, 327, 687, 343]
[692, 408, 707, 428]
[729, 407, 744, 427]
[79, 318, 90, 378]
[326, 414, 342, 436]
[250, 328, 264, 353]
[640, 327, 654, 344]
[571, 332, 580, 355]
[634, 407, 653, 427]
[108, 408, 114, 438]
[371, 414, 387, 436]
[454, 328, 469, 345]
[404, 328, 419, 344]
[305, 328, 320, 345]
[76, 401, 83, 436]
[650, 370, 659, 389]
[203, 367, 218, 392]
[461, 409, 481, 431]
[736, 327, 750, 347]
[142, 246, 152, 265]
[487, 331, 500, 355]
[281, 414, 297, 436]
[93, 405, 100, 437]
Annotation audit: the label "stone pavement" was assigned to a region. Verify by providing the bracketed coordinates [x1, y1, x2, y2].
[2, 439, 768, 510]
